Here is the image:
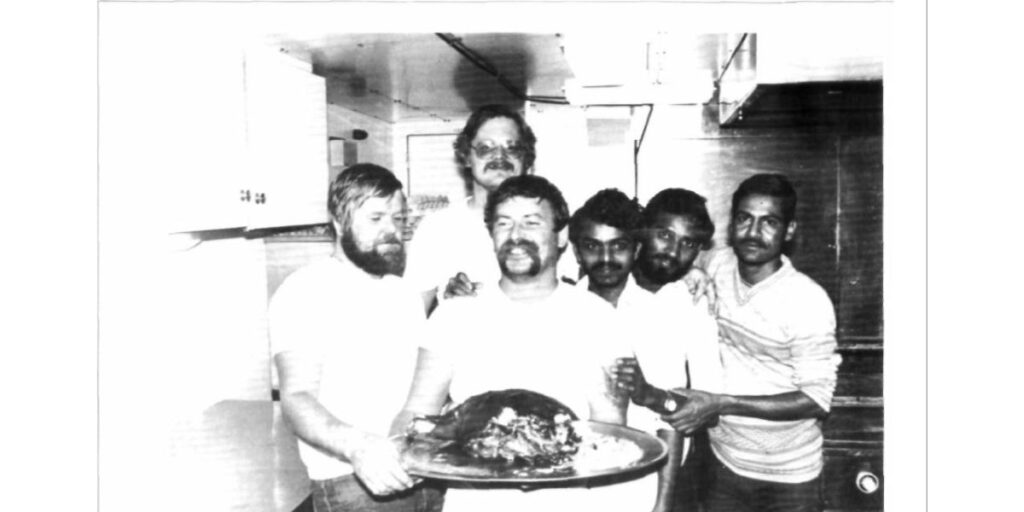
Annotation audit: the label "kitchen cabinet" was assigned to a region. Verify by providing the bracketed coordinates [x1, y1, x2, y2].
[164, 43, 329, 234]
[101, 25, 328, 234]
[243, 49, 329, 231]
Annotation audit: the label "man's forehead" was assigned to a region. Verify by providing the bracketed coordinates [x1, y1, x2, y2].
[355, 193, 405, 212]
[496, 196, 551, 216]
[650, 212, 698, 233]
[735, 194, 785, 216]
[473, 117, 521, 142]
[580, 220, 630, 240]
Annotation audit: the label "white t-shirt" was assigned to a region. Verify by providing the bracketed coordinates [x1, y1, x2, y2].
[423, 282, 656, 512]
[268, 257, 424, 480]
[576, 275, 722, 466]
[404, 199, 499, 294]
[617, 277, 722, 432]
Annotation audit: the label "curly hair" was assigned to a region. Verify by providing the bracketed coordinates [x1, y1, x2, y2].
[484, 175, 569, 233]
[643, 188, 715, 249]
[731, 173, 798, 224]
[327, 163, 404, 233]
[453, 104, 537, 182]
[568, 189, 644, 245]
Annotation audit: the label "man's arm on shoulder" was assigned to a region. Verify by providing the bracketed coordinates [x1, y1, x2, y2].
[275, 350, 415, 495]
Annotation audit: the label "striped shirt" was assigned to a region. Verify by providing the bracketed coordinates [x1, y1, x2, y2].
[704, 248, 841, 483]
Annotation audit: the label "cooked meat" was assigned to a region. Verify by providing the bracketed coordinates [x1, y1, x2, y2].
[409, 389, 582, 467]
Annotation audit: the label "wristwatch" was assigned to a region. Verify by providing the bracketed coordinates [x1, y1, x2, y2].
[646, 387, 679, 415]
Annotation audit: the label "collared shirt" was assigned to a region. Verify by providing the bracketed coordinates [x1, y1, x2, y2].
[704, 247, 841, 483]
[268, 257, 424, 480]
[576, 274, 721, 463]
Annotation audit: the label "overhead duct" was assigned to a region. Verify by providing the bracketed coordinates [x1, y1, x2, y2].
[559, 32, 716, 106]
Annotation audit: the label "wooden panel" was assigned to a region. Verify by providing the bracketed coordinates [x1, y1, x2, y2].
[837, 135, 884, 338]
[824, 405, 883, 443]
[835, 347, 883, 397]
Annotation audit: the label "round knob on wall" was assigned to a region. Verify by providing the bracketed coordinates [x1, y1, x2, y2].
[855, 470, 880, 494]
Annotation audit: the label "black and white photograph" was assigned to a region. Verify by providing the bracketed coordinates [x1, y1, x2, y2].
[90, 2, 930, 512]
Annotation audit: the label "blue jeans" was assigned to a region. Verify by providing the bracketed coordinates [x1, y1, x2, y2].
[310, 474, 444, 512]
[704, 459, 822, 512]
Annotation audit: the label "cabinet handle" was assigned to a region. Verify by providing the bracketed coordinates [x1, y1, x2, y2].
[255, 192, 266, 205]
[855, 469, 880, 494]
[240, 189, 251, 202]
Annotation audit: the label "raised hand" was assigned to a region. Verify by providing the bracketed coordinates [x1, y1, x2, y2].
[611, 357, 652, 405]
[443, 272, 481, 299]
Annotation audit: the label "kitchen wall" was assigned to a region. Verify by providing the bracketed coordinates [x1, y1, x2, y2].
[162, 96, 880, 409]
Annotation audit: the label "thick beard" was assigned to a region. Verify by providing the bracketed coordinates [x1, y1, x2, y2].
[341, 232, 406, 277]
[497, 239, 542, 280]
[637, 247, 687, 285]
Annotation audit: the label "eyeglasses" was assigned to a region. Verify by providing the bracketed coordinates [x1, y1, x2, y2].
[471, 141, 527, 160]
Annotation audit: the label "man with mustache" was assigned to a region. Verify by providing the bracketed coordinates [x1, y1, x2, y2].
[404, 104, 537, 315]
[569, 189, 720, 512]
[632, 188, 717, 294]
[269, 164, 443, 512]
[397, 175, 654, 512]
[659, 174, 841, 512]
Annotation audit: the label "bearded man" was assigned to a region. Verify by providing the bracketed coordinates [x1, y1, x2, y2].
[269, 164, 443, 512]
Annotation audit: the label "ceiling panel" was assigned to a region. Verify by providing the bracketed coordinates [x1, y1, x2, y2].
[264, 32, 744, 123]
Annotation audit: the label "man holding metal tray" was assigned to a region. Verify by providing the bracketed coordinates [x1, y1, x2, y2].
[395, 175, 660, 512]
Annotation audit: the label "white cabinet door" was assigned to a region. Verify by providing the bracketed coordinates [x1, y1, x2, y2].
[244, 49, 329, 230]
[164, 39, 250, 233]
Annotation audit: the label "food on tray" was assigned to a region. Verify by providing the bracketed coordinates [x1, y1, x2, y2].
[408, 389, 582, 467]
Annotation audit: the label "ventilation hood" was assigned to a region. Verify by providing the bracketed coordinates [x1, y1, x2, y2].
[560, 32, 742, 106]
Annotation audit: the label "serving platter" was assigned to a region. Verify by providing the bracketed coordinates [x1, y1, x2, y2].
[397, 421, 667, 484]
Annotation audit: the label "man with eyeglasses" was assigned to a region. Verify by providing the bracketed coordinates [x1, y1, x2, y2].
[404, 104, 537, 315]
[568, 188, 721, 512]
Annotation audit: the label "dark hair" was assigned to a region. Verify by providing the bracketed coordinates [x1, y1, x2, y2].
[643, 188, 715, 248]
[453, 104, 537, 179]
[569, 189, 644, 245]
[327, 163, 404, 232]
[731, 173, 798, 224]
[484, 175, 569, 233]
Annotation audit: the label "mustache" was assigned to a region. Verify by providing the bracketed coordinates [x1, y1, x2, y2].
[647, 254, 677, 265]
[735, 238, 766, 249]
[485, 159, 514, 172]
[376, 234, 402, 246]
[498, 239, 540, 257]
[587, 262, 625, 273]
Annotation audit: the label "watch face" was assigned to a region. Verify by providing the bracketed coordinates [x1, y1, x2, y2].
[664, 398, 678, 413]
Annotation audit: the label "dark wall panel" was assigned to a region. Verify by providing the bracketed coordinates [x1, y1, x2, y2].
[838, 135, 884, 339]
